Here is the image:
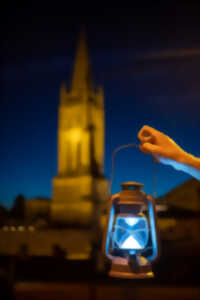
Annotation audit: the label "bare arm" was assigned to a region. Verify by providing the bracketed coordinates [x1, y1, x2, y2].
[138, 125, 200, 180]
[169, 152, 200, 180]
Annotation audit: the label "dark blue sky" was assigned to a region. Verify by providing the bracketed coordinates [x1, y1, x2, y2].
[1, 2, 200, 207]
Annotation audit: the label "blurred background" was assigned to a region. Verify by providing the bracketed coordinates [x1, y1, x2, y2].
[1, 1, 200, 299]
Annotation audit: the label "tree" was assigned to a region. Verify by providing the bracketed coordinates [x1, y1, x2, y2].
[0, 204, 8, 226]
[11, 194, 25, 219]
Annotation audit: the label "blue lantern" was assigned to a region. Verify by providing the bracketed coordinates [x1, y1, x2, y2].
[103, 182, 159, 279]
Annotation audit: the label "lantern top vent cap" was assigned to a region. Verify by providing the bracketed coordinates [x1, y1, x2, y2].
[120, 181, 144, 191]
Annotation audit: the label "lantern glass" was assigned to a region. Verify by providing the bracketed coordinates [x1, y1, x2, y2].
[112, 215, 149, 251]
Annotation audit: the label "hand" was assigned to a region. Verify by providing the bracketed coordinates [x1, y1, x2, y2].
[138, 125, 200, 180]
[137, 125, 186, 166]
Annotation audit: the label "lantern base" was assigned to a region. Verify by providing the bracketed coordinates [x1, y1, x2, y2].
[109, 261, 154, 279]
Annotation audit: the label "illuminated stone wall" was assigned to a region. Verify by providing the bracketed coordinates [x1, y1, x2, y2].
[57, 88, 104, 177]
[158, 217, 200, 241]
[0, 229, 92, 259]
[51, 31, 107, 226]
[25, 198, 50, 220]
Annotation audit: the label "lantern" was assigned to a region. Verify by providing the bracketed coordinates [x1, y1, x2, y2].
[103, 181, 159, 279]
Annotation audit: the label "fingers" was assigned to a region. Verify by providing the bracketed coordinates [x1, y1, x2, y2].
[139, 144, 150, 154]
[139, 142, 159, 155]
[139, 144, 161, 163]
[138, 125, 157, 143]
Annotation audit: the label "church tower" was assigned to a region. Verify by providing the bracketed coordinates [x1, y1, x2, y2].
[51, 31, 107, 229]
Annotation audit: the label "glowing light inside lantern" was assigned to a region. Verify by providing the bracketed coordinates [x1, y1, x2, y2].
[125, 217, 138, 226]
[121, 235, 142, 249]
[114, 216, 149, 250]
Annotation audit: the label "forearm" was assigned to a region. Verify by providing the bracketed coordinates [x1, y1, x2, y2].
[158, 152, 200, 180]
[179, 152, 200, 180]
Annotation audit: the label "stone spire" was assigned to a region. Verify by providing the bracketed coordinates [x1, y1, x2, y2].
[71, 29, 94, 93]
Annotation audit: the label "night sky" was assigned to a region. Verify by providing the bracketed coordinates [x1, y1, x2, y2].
[1, 2, 200, 208]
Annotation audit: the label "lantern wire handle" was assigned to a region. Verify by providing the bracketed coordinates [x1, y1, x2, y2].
[152, 157, 157, 199]
[107, 143, 157, 199]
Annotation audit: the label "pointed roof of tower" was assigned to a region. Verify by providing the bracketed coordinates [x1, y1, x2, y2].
[71, 28, 94, 93]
